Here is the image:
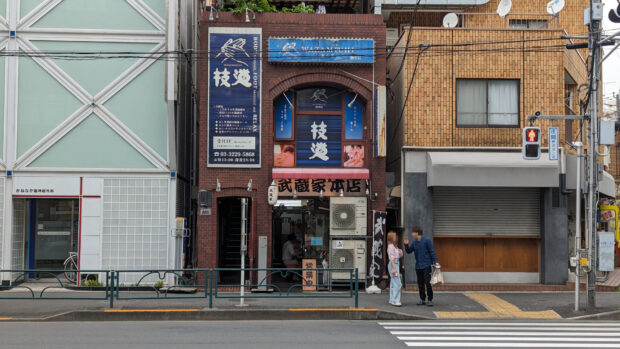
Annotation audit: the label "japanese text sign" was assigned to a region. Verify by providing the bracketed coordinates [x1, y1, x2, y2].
[268, 37, 374, 64]
[208, 27, 262, 167]
[296, 114, 341, 167]
[277, 179, 366, 197]
[549, 127, 559, 161]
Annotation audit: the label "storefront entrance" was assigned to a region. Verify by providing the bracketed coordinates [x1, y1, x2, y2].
[272, 199, 330, 268]
[12, 199, 80, 272]
[217, 197, 251, 283]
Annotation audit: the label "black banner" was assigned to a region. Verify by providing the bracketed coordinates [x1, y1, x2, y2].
[370, 211, 387, 283]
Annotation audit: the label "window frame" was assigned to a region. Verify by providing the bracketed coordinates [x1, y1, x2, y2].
[273, 88, 366, 168]
[455, 78, 521, 128]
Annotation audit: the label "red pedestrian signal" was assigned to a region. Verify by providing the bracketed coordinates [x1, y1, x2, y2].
[522, 127, 541, 160]
[526, 129, 539, 143]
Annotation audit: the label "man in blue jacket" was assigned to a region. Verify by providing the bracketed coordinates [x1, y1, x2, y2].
[403, 226, 439, 306]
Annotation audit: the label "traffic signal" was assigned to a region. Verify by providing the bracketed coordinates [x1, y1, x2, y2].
[522, 127, 541, 160]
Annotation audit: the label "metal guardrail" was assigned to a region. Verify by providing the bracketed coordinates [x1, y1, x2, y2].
[212, 268, 359, 308]
[0, 268, 359, 309]
[0, 269, 112, 301]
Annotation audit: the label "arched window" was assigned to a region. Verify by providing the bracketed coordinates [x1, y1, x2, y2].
[274, 87, 364, 168]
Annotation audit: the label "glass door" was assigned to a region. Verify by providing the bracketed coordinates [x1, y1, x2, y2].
[34, 199, 79, 270]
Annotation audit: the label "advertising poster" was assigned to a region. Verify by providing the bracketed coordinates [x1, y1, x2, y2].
[208, 27, 262, 167]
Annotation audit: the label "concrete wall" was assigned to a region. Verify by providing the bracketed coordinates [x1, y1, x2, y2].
[402, 172, 433, 283]
[541, 187, 569, 285]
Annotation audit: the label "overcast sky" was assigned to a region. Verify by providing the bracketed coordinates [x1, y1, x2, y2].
[602, 0, 620, 116]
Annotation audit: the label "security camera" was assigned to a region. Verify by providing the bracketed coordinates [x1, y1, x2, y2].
[535, 111, 541, 116]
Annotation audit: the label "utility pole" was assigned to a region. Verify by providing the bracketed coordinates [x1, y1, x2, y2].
[585, 0, 602, 311]
[616, 91, 619, 119]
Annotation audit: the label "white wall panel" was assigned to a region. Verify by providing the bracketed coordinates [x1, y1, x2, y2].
[80, 197, 102, 270]
[82, 178, 103, 196]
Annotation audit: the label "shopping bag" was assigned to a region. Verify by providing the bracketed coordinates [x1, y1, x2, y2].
[431, 267, 443, 285]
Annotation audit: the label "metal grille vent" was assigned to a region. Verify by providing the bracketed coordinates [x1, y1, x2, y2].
[331, 249, 355, 268]
[331, 204, 356, 229]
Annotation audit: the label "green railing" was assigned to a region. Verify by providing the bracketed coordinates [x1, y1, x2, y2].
[0, 269, 112, 301]
[0, 267, 359, 309]
[211, 268, 359, 308]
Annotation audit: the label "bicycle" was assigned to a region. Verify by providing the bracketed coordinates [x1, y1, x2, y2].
[63, 252, 78, 284]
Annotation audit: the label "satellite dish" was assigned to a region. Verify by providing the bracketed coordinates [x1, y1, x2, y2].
[496, 0, 512, 18]
[610, 4, 620, 24]
[546, 0, 565, 15]
[442, 13, 459, 28]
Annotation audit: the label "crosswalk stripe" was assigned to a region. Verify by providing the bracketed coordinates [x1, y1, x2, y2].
[390, 331, 620, 336]
[379, 322, 620, 326]
[380, 321, 620, 348]
[384, 326, 620, 331]
[403, 342, 620, 348]
[396, 336, 620, 342]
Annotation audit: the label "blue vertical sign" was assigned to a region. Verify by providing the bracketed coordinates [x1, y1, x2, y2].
[275, 92, 293, 139]
[549, 127, 559, 161]
[344, 93, 363, 140]
[296, 115, 342, 167]
[208, 28, 261, 167]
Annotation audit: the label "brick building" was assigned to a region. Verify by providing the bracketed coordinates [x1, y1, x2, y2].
[383, 0, 615, 285]
[197, 12, 386, 283]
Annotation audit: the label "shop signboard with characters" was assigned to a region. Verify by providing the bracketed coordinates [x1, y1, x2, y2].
[207, 27, 261, 167]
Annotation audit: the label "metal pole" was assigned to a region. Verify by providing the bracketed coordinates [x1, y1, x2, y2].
[574, 142, 583, 312]
[238, 198, 248, 307]
[586, 0, 602, 310]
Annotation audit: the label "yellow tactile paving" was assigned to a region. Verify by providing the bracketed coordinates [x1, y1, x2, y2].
[434, 293, 561, 319]
[0, 317, 12, 320]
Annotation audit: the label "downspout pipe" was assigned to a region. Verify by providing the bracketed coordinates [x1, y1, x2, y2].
[560, 147, 571, 195]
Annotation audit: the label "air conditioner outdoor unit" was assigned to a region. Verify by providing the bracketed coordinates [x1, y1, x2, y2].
[329, 197, 367, 236]
[330, 239, 366, 281]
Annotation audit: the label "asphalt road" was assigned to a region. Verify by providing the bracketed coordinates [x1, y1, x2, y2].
[2, 320, 620, 349]
[0, 320, 399, 349]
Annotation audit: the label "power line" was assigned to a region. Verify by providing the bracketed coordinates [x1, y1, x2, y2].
[387, 45, 429, 151]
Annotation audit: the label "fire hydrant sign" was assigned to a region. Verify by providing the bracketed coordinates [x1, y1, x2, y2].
[549, 127, 559, 161]
[207, 27, 262, 168]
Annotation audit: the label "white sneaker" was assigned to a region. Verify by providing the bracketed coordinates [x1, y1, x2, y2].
[392, 302, 402, 307]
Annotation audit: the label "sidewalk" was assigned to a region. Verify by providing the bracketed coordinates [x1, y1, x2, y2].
[0, 287, 618, 321]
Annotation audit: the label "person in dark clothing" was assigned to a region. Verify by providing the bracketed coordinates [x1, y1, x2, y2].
[404, 226, 439, 306]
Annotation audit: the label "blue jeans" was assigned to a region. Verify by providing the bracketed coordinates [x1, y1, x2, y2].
[388, 260, 401, 304]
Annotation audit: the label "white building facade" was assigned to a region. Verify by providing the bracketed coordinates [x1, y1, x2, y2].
[0, 0, 187, 285]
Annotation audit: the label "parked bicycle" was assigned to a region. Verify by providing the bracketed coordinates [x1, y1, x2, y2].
[63, 252, 78, 284]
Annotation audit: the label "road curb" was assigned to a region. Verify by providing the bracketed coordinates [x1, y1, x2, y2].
[12, 308, 432, 322]
[567, 309, 620, 321]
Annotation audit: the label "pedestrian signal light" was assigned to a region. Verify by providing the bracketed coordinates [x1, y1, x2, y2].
[522, 127, 541, 160]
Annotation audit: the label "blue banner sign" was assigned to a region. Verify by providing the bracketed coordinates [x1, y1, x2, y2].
[269, 37, 374, 64]
[296, 115, 341, 167]
[345, 93, 363, 140]
[275, 92, 293, 139]
[549, 127, 559, 161]
[208, 27, 262, 167]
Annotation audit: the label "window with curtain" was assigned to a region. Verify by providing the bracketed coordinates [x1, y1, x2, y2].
[456, 79, 519, 127]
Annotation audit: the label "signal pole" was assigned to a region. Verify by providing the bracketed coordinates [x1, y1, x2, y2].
[586, 0, 602, 311]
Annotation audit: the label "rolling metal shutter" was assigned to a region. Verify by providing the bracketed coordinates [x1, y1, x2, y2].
[433, 187, 541, 236]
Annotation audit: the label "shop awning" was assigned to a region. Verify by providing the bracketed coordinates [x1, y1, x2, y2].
[426, 152, 559, 187]
[566, 155, 616, 198]
[272, 168, 370, 180]
[600, 171, 616, 198]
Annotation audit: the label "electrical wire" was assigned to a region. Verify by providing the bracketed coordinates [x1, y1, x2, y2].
[387, 0, 422, 87]
[386, 45, 429, 151]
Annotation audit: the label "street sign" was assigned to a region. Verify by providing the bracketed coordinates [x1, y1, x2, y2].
[549, 127, 559, 161]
